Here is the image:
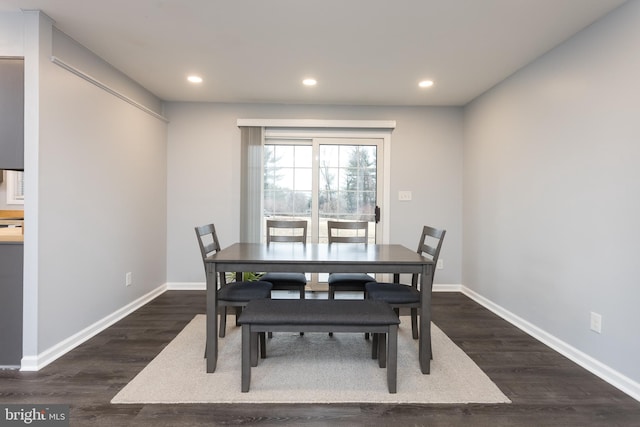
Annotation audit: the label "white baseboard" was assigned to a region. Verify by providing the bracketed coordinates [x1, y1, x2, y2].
[461, 285, 640, 403]
[20, 284, 168, 371]
[167, 282, 205, 290]
[433, 284, 463, 292]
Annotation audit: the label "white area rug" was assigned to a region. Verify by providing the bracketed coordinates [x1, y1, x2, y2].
[111, 315, 511, 404]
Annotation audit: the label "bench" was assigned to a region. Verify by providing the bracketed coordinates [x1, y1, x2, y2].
[237, 299, 401, 393]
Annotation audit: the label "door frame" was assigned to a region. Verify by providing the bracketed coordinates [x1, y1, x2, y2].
[262, 125, 392, 244]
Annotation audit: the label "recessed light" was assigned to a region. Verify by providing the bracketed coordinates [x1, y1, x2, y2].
[419, 80, 434, 88]
[187, 75, 203, 84]
[302, 78, 317, 86]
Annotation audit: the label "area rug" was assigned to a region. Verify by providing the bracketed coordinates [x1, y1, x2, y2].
[111, 315, 510, 404]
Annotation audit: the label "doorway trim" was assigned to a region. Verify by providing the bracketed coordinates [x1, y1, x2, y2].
[237, 119, 396, 129]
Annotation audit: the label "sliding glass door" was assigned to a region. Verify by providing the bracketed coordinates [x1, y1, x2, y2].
[263, 138, 382, 244]
[316, 143, 377, 243]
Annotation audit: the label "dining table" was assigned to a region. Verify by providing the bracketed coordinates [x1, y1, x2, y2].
[203, 242, 435, 374]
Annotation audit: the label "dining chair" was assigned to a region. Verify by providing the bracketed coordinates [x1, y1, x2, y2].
[327, 220, 376, 299]
[195, 223, 273, 339]
[260, 219, 308, 299]
[365, 225, 446, 341]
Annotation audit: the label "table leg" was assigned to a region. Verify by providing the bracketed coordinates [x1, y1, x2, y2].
[206, 262, 218, 373]
[419, 263, 432, 374]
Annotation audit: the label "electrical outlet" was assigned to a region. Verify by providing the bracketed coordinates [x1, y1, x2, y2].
[398, 191, 412, 201]
[437, 259, 444, 270]
[590, 312, 602, 333]
[126, 272, 132, 287]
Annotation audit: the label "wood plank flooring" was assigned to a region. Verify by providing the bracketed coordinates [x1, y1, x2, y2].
[1, 291, 639, 426]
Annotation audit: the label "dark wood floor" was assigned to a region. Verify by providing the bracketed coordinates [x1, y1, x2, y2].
[1, 291, 639, 426]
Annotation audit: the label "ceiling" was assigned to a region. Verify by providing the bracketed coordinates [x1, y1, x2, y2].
[0, 0, 628, 106]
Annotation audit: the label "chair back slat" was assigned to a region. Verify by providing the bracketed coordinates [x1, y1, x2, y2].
[327, 220, 369, 244]
[417, 225, 445, 259]
[411, 225, 446, 287]
[266, 219, 308, 244]
[194, 223, 228, 285]
[195, 224, 221, 258]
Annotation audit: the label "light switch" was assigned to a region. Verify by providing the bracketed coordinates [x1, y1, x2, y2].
[399, 191, 412, 201]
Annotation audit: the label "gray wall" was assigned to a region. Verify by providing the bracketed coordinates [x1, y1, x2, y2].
[51, 29, 163, 115]
[463, 0, 640, 384]
[1, 11, 168, 358]
[36, 18, 168, 353]
[164, 103, 463, 286]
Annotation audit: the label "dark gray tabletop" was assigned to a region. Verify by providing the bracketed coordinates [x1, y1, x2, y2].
[205, 243, 432, 274]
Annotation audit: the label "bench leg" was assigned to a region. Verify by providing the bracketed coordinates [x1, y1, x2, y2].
[387, 325, 398, 393]
[371, 333, 378, 359]
[241, 325, 251, 392]
[378, 333, 387, 368]
[259, 332, 267, 359]
[235, 306, 242, 326]
[250, 332, 260, 367]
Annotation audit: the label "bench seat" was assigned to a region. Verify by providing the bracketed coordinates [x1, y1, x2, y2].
[238, 299, 400, 393]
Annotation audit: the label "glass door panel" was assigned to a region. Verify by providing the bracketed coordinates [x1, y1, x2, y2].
[263, 144, 312, 240]
[318, 144, 377, 244]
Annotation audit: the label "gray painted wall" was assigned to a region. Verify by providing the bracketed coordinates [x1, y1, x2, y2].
[1, 11, 168, 358]
[35, 20, 168, 353]
[51, 29, 163, 115]
[463, 0, 640, 383]
[164, 103, 463, 286]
